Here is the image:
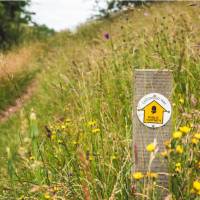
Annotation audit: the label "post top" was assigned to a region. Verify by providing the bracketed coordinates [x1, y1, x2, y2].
[134, 69, 172, 72]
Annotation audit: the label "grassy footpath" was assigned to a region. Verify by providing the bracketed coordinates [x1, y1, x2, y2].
[0, 44, 44, 113]
[0, 70, 37, 112]
[0, 2, 199, 199]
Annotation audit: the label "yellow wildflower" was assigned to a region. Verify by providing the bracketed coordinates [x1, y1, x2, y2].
[49, 124, 53, 129]
[194, 133, 200, 139]
[175, 163, 181, 173]
[175, 168, 181, 173]
[172, 131, 182, 139]
[29, 156, 35, 161]
[164, 140, 171, 149]
[146, 143, 156, 152]
[175, 163, 181, 167]
[71, 141, 79, 145]
[132, 172, 144, 180]
[44, 193, 51, 199]
[58, 140, 63, 144]
[179, 98, 184, 104]
[146, 172, 158, 179]
[176, 145, 183, 154]
[92, 128, 100, 133]
[193, 180, 200, 193]
[51, 134, 56, 140]
[65, 118, 71, 123]
[53, 186, 59, 192]
[61, 125, 66, 129]
[161, 151, 168, 158]
[89, 156, 94, 161]
[189, 123, 194, 128]
[87, 120, 96, 126]
[191, 138, 199, 145]
[111, 155, 117, 160]
[179, 126, 191, 134]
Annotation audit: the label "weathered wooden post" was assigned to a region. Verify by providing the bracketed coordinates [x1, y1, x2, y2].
[133, 69, 172, 193]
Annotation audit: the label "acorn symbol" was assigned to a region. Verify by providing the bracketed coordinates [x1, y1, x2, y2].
[151, 106, 157, 114]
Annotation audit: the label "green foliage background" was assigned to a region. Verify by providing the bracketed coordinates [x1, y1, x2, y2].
[0, 1, 54, 50]
[0, 1, 32, 49]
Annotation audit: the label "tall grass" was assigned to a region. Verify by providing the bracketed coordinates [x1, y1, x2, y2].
[0, 2, 199, 199]
[0, 70, 37, 112]
[0, 43, 44, 113]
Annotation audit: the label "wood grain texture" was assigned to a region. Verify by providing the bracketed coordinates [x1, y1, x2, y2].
[133, 69, 172, 187]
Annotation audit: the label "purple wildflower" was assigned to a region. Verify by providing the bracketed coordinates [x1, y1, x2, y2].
[104, 32, 110, 40]
[45, 125, 52, 138]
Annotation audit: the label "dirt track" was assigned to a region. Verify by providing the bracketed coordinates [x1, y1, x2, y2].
[0, 80, 37, 123]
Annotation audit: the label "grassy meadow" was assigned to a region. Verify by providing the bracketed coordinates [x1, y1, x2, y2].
[0, 2, 199, 199]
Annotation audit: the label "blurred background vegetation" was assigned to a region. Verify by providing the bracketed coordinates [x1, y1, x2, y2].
[0, 0, 149, 50]
[0, 0, 54, 50]
[95, 0, 145, 17]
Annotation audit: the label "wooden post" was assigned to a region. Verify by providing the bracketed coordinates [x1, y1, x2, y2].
[133, 69, 172, 188]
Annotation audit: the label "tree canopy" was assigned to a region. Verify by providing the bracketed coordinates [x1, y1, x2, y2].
[0, 1, 32, 49]
[96, 0, 145, 17]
